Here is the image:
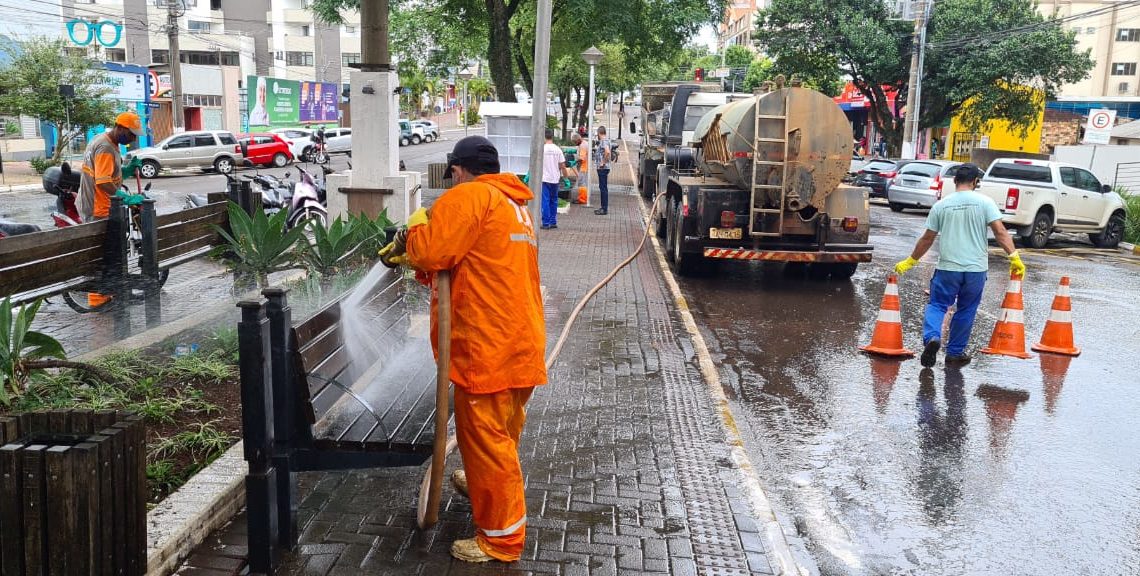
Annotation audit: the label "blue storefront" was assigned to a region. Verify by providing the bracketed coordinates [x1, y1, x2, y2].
[43, 62, 152, 156]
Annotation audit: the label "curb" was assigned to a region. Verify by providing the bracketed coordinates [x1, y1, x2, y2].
[0, 183, 42, 194]
[641, 201, 811, 575]
[1120, 241, 1139, 255]
[145, 442, 246, 576]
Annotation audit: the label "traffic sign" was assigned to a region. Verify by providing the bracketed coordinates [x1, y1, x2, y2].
[1083, 108, 1116, 145]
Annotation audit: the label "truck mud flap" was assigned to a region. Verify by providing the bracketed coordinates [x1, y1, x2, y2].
[703, 248, 872, 263]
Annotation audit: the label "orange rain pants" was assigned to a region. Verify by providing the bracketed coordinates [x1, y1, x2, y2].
[454, 385, 533, 561]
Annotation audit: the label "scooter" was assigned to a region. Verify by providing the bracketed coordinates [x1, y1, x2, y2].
[288, 165, 328, 228]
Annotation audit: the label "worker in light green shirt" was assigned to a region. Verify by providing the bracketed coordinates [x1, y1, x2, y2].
[893, 163, 1026, 367]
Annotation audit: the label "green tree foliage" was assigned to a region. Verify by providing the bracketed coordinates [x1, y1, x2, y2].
[0, 37, 118, 161]
[742, 56, 774, 91]
[724, 45, 754, 69]
[754, 0, 1093, 154]
[311, 0, 725, 103]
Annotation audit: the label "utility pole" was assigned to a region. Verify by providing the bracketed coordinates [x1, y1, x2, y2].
[166, 0, 185, 131]
[526, 0, 553, 234]
[901, 0, 928, 159]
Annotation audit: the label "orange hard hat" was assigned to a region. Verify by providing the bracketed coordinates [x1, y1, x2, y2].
[115, 111, 144, 136]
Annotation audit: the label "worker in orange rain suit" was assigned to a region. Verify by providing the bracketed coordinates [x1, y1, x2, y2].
[378, 135, 547, 563]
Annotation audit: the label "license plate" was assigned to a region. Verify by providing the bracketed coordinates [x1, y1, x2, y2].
[709, 227, 742, 240]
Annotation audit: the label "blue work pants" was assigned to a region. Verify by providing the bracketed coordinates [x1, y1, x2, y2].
[924, 269, 987, 356]
[541, 181, 559, 227]
[596, 168, 610, 211]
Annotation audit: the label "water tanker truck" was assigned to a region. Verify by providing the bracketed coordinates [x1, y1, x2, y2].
[657, 82, 873, 278]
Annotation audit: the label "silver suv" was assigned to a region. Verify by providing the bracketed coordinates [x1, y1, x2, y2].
[128, 130, 242, 178]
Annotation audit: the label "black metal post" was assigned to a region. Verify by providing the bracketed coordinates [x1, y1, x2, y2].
[139, 199, 161, 328]
[106, 196, 131, 339]
[238, 300, 278, 574]
[262, 288, 297, 549]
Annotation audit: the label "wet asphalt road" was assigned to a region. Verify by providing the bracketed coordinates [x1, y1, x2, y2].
[679, 202, 1140, 575]
[0, 128, 471, 226]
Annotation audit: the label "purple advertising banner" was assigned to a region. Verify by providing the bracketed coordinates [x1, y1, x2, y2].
[299, 81, 339, 123]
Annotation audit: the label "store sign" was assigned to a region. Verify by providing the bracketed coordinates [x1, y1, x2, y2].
[299, 81, 339, 123]
[1083, 108, 1116, 145]
[67, 19, 122, 47]
[99, 69, 147, 101]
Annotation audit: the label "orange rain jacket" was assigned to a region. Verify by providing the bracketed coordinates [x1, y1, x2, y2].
[405, 173, 547, 394]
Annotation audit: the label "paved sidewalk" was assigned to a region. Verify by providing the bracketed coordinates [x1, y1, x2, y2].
[178, 175, 779, 575]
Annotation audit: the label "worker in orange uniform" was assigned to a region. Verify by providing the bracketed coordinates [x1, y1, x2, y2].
[379, 135, 546, 563]
[78, 111, 143, 222]
[77, 111, 144, 308]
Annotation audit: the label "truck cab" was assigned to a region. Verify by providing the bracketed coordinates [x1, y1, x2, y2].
[638, 83, 745, 200]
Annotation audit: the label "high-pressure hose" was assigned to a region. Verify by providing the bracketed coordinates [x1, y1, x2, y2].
[544, 191, 667, 369]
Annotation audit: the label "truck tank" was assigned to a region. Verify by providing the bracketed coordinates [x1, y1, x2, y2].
[692, 87, 853, 213]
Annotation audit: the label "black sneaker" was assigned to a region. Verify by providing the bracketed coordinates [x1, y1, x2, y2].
[921, 339, 941, 368]
[540, 224, 552, 230]
[550, 224, 558, 229]
[594, 209, 608, 215]
[945, 354, 971, 366]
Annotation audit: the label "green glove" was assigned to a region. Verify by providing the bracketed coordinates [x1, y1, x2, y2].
[1008, 251, 1026, 278]
[121, 156, 141, 178]
[894, 256, 919, 275]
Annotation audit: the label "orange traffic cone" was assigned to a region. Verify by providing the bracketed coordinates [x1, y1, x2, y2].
[1031, 276, 1080, 356]
[577, 186, 587, 204]
[980, 273, 1033, 359]
[860, 275, 914, 358]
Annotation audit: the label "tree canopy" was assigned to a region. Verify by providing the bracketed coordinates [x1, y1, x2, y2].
[0, 37, 117, 160]
[754, 0, 1093, 153]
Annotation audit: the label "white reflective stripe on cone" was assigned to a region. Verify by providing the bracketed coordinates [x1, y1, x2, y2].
[481, 515, 527, 537]
[877, 309, 901, 323]
[1057, 285, 1070, 297]
[998, 308, 1025, 324]
[1008, 280, 1022, 293]
[1048, 309, 1073, 324]
[885, 282, 899, 296]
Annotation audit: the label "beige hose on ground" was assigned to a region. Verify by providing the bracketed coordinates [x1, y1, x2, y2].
[417, 193, 667, 529]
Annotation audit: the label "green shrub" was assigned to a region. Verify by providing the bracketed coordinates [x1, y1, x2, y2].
[213, 202, 306, 288]
[546, 114, 559, 132]
[1122, 191, 1140, 245]
[29, 156, 59, 174]
[464, 109, 481, 127]
[4, 120, 19, 136]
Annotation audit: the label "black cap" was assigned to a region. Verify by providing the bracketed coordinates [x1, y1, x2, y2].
[446, 136, 500, 178]
[955, 163, 984, 183]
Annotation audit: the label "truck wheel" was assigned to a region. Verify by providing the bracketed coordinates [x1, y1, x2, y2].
[671, 201, 707, 277]
[664, 198, 677, 262]
[1089, 212, 1125, 248]
[1021, 210, 1053, 249]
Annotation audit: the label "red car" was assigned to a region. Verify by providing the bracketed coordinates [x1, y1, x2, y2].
[237, 133, 294, 168]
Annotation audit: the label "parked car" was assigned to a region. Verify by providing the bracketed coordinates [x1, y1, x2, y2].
[853, 158, 912, 198]
[127, 130, 242, 178]
[238, 133, 294, 168]
[410, 120, 439, 142]
[886, 160, 962, 212]
[398, 119, 428, 144]
[398, 120, 413, 146]
[976, 158, 1128, 249]
[323, 127, 352, 153]
[269, 128, 314, 161]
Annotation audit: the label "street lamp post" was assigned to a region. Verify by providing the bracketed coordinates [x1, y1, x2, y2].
[458, 67, 474, 137]
[581, 46, 603, 207]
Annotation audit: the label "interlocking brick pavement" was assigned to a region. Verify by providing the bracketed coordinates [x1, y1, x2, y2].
[177, 165, 779, 575]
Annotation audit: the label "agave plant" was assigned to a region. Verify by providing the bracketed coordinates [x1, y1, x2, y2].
[348, 209, 395, 264]
[298, 216, 363, 278]
[1, 297, 66, 407]
[213, 202, 306, 289]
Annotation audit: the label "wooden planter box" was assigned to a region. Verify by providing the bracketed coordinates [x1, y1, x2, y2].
[0, 410, 146, 576]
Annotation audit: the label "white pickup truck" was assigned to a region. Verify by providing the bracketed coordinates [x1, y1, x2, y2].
[976, 158, 1128, 249]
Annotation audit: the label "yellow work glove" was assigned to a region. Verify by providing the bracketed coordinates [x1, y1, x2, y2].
[378, 240, 408, 268]
[1008, 251, 1026, 278]
[894, 256, 919, 275]
[407, 207, 429, 228]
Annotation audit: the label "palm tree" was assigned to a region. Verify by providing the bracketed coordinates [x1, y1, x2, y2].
[466, 78, 495, 114]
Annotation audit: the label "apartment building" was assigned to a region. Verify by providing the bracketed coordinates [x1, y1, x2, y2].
[1039, 0, 1140, 97]
[717, 0, 767, 52]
